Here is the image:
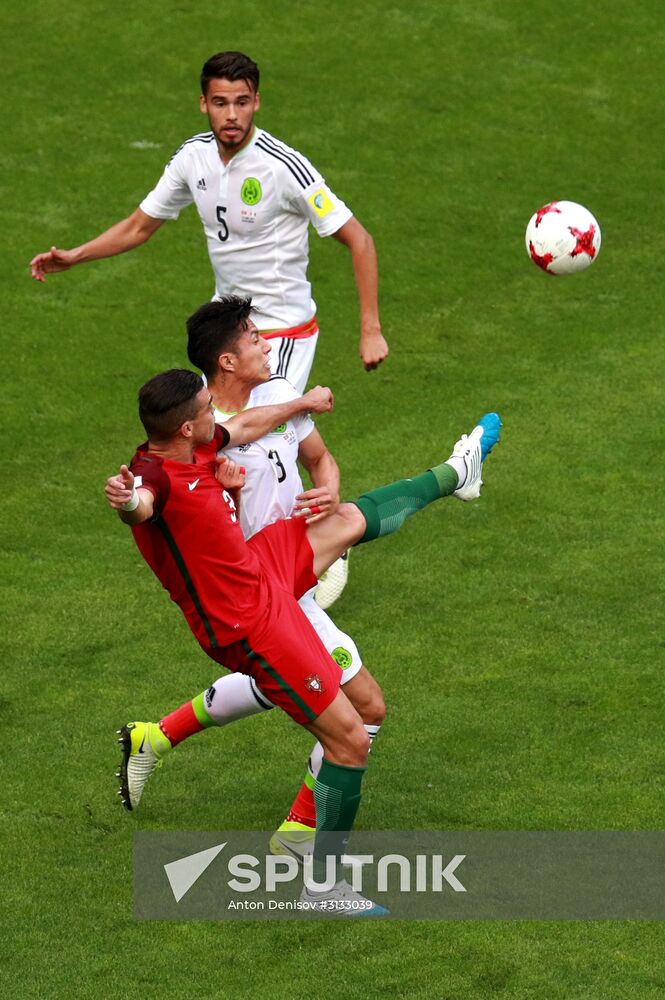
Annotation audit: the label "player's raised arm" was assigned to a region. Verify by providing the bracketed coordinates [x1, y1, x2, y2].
[331, 217, 388, 371]
[30, 208, 165, 282]
[221, 386, 333, 447]
[105, 464, 155, 526]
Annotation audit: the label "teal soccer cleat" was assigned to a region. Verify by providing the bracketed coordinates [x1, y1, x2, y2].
[447, 412, 502, 501]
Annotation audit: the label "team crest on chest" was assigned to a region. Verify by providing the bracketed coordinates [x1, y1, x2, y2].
[304, 674, 326, 696]
[241, 177, 262, 205]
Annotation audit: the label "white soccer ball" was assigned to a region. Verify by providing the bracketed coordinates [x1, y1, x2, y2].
[525, 200, 601, 275]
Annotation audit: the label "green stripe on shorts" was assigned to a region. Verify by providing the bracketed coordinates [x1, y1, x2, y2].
[241, 640, 318, 722]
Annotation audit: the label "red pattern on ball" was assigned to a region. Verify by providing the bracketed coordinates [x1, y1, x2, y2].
[529, 241, 554, 273]
[569, 225, 597, 259]
[535, 202, 561, 227]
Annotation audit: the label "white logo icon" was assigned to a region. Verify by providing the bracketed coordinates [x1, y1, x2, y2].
[188, 479, 200, 491]
[164, 843, 226, 902]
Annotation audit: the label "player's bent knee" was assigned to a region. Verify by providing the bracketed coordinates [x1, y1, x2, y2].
[345, 668, 386, 726]
[366, 689, 387, 726]
[336, 502, 367, 545]
[345, 725, 372, 765]
[354, 687, 386, 726]
[309, 690, 371, 766]
[328, 721, 371, 767]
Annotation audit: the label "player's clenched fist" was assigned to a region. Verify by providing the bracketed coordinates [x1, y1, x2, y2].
[215, 456, 246, 490]
[301, 386, 334, 413]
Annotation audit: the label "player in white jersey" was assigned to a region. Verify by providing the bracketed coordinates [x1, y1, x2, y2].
[30, 50, 388, 392]
[216, 376, 324, 541]
[139, 127, 350, 394]
[117, 297, 385, 862]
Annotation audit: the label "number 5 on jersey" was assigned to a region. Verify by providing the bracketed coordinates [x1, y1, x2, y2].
[217, 205, 229, 243]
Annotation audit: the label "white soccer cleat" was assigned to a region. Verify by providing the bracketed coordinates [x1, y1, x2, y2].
[314, 550, 349, 610]
[446, 412, 502, 502]
[300, 879, 389, 917]
[116, 721, 164, 811]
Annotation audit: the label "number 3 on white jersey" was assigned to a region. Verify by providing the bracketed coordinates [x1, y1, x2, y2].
[222, 489, 238, 523]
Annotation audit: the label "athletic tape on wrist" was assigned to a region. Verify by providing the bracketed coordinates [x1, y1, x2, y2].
[121, 489, 139, 512]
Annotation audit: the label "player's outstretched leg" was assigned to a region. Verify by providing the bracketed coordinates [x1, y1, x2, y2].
[297, 692, 388, 916]
[116, 675, 274, 810]
[271, 667, 384, 864]
[116, 722, 171, 811]
[351, 411, 502, 545]
[305, 412, 502, 585]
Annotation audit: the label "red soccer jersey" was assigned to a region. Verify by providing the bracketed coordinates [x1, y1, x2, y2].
[129, 426, 271, 648]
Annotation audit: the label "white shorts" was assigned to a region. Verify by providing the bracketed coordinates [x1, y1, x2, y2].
[298, 587, 362, 683]
[268, 332, 319, 394]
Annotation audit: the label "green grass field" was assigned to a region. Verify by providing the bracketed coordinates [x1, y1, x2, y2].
[3, 1, 665, 996]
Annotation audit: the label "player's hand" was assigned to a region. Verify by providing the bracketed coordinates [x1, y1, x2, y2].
[360, 326, 389, 371]
[291, 486, 339, 523]
[301, 385, 334, 413]
[30, 247, 77, 282]
[215, 456, 246, 489]
[105, 464, 135, 509]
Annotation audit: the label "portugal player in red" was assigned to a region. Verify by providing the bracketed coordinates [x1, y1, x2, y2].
[106, 360, 502, 913]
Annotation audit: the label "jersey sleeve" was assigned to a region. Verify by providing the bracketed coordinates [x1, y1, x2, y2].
[139, 148, 194, 220]
[129, 455, 171, 516]
[300, 177, 353, 238]
[275, 143, 353, 237]
[291, 409, 314, 442]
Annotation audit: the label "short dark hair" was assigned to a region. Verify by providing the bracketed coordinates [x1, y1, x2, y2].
[200, 51, 259, 95]
[187, 296, 253, 378]
[138, 369, 204, 441]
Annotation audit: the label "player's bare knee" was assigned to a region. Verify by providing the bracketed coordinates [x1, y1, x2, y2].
[338, 720, 371, 766]
[365, 687, 386, 726]
[353, 686, 386, 726]
[336, 502, 367, 545]
[347, 669, 386, 725]
[349, 725, 372, 764]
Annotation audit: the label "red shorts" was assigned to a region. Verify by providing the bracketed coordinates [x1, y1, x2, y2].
[206, 519, 340, 726]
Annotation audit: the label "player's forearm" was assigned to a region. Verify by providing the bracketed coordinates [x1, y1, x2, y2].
[225, 402, 302, 445]
[118, 504, 148, 526]
[335, 220, 381, 330]
[69, 210, 161, 264]
[351, 232, 381, 332]
[225, 395, 330, 447]
[304, 451, 340, 499]
[106, 480, 154, 525]
[346, 227, 388, 368]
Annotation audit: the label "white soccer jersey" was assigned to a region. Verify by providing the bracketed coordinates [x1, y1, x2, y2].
[214, 376, 314, 539]
[140, 127, 353, 329]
